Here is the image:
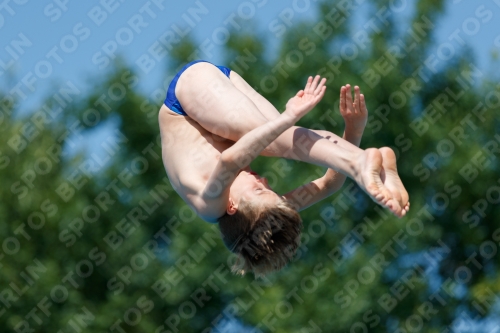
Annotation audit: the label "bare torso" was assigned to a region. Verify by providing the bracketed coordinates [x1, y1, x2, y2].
[158, 105, 233, 210]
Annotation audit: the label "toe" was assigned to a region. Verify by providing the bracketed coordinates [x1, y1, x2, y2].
[394, 192, 403, 212]
[387, 198, 402, 217]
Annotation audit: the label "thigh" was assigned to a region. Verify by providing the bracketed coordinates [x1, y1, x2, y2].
[175, 62, 268, 142]
[229, 72, 346, 146]
[229, 71, 281, 121]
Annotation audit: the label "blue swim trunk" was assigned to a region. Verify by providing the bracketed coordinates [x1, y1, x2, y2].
[164, 60, 231, 116]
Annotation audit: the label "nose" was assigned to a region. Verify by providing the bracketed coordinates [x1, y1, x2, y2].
[248, 171, 268, 185]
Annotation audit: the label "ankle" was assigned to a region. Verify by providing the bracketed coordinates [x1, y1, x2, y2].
[348, 149, 366, 180]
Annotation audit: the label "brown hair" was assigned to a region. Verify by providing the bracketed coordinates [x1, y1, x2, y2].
[218, 199, 302, 277]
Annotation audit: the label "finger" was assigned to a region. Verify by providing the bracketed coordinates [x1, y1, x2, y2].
[309, 75, 320, 93]
[360, 93, 367, 114]
[345, 84, 353, 111]
[296, 90, 304, 97]
[354, 86, 361, 113]
[314, 86, 327, 104]
[304, 76, 313, 93]
[319, 85, 326, 99]
[340, 86, 346, 112]
[314, 78, 326, 95]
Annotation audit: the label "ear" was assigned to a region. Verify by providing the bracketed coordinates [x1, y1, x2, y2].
[227, 197, 238, 215]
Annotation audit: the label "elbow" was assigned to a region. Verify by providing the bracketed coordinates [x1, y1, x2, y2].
[219, 151, 235, 165]
[220, 150, 247, 170]
[324, 179, 346, 194]
[219, 151, 238, 170]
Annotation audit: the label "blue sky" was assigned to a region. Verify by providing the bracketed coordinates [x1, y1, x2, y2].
[1, 0, 499, 113]
[0, 0, 498, 158]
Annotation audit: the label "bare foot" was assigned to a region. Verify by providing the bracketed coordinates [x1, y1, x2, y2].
[356, 148, 402, 217]
[379, 147, 410, 216]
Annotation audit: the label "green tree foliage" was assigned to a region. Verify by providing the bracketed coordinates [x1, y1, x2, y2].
[1, 0, 499, 332]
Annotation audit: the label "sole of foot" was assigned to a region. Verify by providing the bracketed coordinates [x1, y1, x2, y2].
[379, 147, 410, 217]
[358, 148, 403, 217]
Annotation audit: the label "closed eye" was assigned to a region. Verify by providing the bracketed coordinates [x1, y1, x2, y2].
[256, 188, 274, 195]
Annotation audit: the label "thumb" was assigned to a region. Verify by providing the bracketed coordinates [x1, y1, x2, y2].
[296, 90, 304, 97]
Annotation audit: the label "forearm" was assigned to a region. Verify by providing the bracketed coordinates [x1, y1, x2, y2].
[343, 125, 364, 147]
[222, 114, 294, 170]
[283, 177, 326, 211]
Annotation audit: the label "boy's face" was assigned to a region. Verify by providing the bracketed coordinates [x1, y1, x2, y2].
[228, 168, 282, 208]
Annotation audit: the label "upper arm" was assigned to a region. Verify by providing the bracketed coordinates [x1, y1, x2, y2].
[194, 153, 241, 221]
[200, 152, 240, 200]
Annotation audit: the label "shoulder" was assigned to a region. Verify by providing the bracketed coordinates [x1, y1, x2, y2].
[169, 180, 224, 223]
[188, 195, 226, 224]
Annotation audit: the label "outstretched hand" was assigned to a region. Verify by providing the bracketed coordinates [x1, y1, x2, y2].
[284, 75, 327, 122]
[340, 84, 368, 134]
